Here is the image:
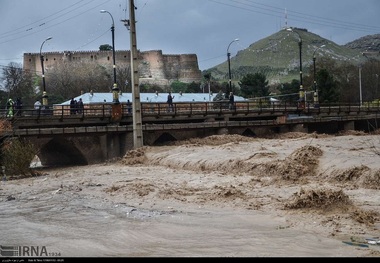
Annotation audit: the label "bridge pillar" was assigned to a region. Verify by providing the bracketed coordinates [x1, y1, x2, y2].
[100, 134, 124, 160]
[105, 132, 134, 158]
[124, 132, 134, 151]
[343, 121, 355, 131]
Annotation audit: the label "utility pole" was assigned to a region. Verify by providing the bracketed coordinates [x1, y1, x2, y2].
[286, 28, 304, 109]
[125, 0, 143, 148]
[227, 38, 239, 98]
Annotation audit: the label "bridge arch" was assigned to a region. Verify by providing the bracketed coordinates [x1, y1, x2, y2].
[26, 134, 119, 167]
[153, 132, 178, 145]
[38, 138, 88, 167]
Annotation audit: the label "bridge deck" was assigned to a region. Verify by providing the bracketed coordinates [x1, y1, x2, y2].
[2, 101, 379, 137]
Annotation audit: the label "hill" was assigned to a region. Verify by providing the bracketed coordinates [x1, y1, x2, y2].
[344, 34, 380, 52]
[204, 28, 377, 86]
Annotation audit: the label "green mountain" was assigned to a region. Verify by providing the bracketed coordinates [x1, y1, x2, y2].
[204, 27, 369, 86]
[344, 34, 380, 52]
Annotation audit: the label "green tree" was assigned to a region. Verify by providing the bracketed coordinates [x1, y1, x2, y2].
[0, 138, 38, 176]
[332, 61, 358, 104]
[277, 79, 299, 103]
[170, 81, 188, 93]
[278, 79, 299, 95]
[99, 44, 113, 51]
[317, 69, 339, 104]
[238, 73, 269, 98]
[187, 81, 201, 93]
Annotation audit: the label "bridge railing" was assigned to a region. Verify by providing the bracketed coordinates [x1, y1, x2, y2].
[140, 99, 303, 115]
[1, 100, 301, 119]
[2, 100, 380, 120]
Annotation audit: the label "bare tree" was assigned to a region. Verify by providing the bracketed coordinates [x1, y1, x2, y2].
[1, 62, 35, 107]
[116, 64, 131, 93]
[46, 61, 110, 102]
[1, 62, 23, 96]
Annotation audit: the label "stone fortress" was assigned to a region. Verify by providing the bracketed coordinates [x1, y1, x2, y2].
[23, 49, 203, 87]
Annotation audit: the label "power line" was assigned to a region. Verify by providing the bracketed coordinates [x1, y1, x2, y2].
[209, 0, 380, 33]
[0, 0, 113, 45]
[0, 0, 93, 40]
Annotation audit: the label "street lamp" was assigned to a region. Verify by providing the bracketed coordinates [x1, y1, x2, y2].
[100, 9, 119, 104]
[376, 73, 379, 99]
[312, 44, 325, 108]
[40, 37, 52, 109]
[227, 38, 239, 97]
[286, 28, 304, 109]
[359, 64, 363, 106]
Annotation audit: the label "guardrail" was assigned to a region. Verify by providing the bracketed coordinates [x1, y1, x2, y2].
[2, 100, 380, 120]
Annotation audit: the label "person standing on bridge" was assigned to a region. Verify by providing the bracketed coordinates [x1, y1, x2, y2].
[167, 92, 174, 112]
[229, 92, 235, 110]
[34, 99, 41, 116]
[15, 98, 22, 116]
[127, 99, 132, 114]
[77, 98, 84, 114]
[6, 98, 14, 118]
[70, 98, 75, 115]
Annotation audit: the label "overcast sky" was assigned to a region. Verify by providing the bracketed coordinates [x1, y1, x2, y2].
[0, 0, 379, 72]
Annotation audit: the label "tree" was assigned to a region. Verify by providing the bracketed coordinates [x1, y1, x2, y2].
[170, 81, 188, 93]
[317, 69, 339, 104]
[116, 65, 131, 93]
[99, 44, 113, 51]
[0, 138, 38, 176]
[278, 79, 299, 95]
[46, 61, 110, 103]
[1, 62, 36, 107]
[361, 58, 380, 102]
[203, 73, 211, 93]
[187, 81, 202, 93]
[333, 61, 359, 104]
[277, 79, 299, 103]
[238, 73, 269, 98]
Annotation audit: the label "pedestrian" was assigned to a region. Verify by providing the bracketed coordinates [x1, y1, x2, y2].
[15, 97, 22, 116]
[77, 98, 84, 114]
[6, 98, 14, 118]
[127, 99, 132, 114]
[167, 92, 174, 112]
[229, 91, 234, 110]
[74, 99, 78, 114]
[34, 99, 41, 115]
[70, 98, 75, 115]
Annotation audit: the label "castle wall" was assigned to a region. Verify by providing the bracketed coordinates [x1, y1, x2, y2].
[23, 50, 202, 85]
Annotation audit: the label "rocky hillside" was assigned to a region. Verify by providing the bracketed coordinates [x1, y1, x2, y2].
[204, 28, 378, 85]
[344, 34, 380, 52]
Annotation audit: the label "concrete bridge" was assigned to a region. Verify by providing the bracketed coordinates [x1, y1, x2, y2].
[3, 101, 380, 167]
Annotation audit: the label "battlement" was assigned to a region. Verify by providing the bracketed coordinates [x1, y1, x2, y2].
[23, 49, 202, 86]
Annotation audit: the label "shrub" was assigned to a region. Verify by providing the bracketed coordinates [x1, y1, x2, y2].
[1, 138, 38, 177]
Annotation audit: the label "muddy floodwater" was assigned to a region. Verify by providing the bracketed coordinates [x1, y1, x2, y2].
[1, 133, 380, 257]
[0, 186, 372, 257]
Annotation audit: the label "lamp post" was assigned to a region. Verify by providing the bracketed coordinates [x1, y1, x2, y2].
[376, 73, 379, 99]
[40, 37, 52, 109]
[359, 64, 362, 106]
[100, 10, 119, 104]
[312, 44, 325, 108]
[286, 28, 304, 109]
[227, 38, 239, 98]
